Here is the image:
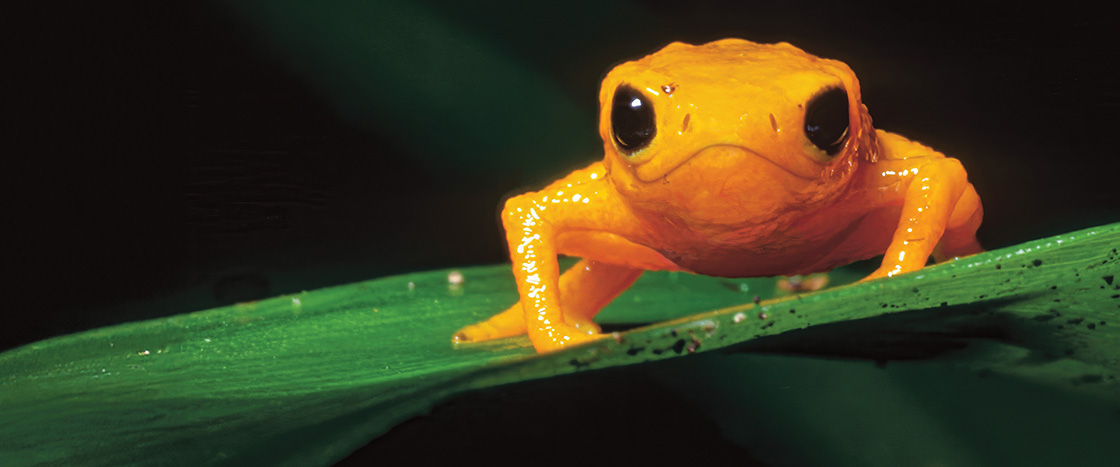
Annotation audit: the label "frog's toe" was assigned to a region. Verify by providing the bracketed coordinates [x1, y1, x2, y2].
[451, 324, 485, 343]
[452, 303, 528, 344]
[528, 324, 609, 353]
[451, 321, 522, 344]
[452, 323, 498, 343]
[565, 316, 602, 335]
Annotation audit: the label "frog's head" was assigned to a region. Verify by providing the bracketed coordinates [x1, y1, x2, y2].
[598, 39, 877, 228]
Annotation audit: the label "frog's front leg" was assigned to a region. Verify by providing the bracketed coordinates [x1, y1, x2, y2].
[454, 163, 664, 353]
[866, 157, 982, 280]
[504, 168, 640, 352]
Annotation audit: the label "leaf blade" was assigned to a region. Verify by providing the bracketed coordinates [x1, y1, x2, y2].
[1, 223, 1117, 465]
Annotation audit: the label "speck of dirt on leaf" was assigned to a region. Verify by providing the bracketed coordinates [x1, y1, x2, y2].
[447, 270, 464, 285]
[687, 338, 701, 354]
[671, 339, 687, 354]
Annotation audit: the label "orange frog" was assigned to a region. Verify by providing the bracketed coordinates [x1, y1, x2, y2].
[453, 38, 983, 353]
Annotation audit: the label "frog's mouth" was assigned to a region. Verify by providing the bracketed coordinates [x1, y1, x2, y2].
[636, 144, 817, 183]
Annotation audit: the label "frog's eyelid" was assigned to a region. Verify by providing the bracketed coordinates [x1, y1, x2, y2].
[831, 125, 850, 146]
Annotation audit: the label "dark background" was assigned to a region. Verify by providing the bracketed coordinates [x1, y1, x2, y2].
[7, 1, 1117, 350]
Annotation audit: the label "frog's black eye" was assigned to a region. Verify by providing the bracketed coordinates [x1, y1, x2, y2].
[804, 87, 850, 156]
[611, 84, 656, 153]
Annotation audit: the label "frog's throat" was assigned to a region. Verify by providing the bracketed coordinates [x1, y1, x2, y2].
[636, 144, 817, 183]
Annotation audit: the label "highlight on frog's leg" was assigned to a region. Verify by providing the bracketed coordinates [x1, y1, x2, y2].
[933, 183, 984, 261]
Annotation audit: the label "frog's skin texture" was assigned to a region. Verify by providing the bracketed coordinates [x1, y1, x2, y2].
[453, 39, 983, 353]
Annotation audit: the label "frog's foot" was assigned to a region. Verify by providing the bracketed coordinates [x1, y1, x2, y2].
[777, 273, 830, 294]
[861, 265, 899, 282]
[565, 314, 602, 335]
[528, 324, 607, 353]
[452, 303, 525, 343]
[451, 301, 604, 344]
[934, 182, 984, 262]
[933, 238, 984, 262]
[451, 322, 513, 343]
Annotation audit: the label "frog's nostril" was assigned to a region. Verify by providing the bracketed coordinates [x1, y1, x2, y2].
[682, 114, 691, 133]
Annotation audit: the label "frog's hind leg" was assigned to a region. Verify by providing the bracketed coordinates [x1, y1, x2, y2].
[452, 259, 643, 344]
[866, 158, 981, 280]
[933, 183, 984, 261]
[548, 259, 645, 333]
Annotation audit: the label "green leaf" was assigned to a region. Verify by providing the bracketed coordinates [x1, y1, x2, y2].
[2, 223, 1118, 465]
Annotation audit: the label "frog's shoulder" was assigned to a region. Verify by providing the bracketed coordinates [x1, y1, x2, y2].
[874, 129, 945, 161]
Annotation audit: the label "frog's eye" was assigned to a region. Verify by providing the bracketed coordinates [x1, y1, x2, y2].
[804, 87, 850, 156]
[611, 84, 656, 153]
